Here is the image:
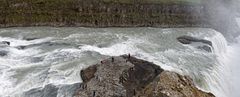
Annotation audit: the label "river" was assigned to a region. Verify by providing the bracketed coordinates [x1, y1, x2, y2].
[0, 27, 234, 97]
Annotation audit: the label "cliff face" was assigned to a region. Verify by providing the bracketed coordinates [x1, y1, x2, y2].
[1, 0, 239, 41]
[0, 0, 207, 27]
[75, 55, 215, 97]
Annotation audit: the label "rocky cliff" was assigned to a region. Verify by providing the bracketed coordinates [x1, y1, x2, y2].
[0, 0, 239, 41]
[0, 0, 207, 27]
[75, 55, 215, 97]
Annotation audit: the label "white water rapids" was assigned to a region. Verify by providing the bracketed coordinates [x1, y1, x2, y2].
[0, 27, 238, 97]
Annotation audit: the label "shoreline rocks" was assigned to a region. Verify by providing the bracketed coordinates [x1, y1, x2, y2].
[75, 55, 215, 97]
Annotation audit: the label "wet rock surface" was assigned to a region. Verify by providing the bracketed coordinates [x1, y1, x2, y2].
[177, 36, 212, 46]
[177, 36, 213, 52]
[75, 55, 215, 97]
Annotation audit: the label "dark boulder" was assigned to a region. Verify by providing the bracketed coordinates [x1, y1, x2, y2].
[24, 38, 39, 41]
[177, 36, 213, 52]
[177, 36, 212, 46]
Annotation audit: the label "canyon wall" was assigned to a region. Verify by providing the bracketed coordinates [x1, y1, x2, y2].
[0, 0, 208, 27]
[1, 0, 239, 41]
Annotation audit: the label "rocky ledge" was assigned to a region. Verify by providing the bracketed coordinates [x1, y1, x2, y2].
[74, 55, 215, 97]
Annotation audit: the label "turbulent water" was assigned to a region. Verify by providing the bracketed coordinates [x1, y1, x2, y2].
[0, 27, 231, 97]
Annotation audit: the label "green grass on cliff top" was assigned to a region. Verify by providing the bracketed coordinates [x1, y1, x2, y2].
[103, 0, 202, 4]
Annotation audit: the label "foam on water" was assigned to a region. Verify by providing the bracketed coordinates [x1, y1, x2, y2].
[0, 36, 53, 47]
[80, 38, 143, 56]
[202, 32, 229, 97]
[0, 38, 85, 96]
[0, 27, 233, 97]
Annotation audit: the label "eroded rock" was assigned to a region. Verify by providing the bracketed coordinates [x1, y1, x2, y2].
[136, 71, 215, 97]
[75, 55, 215, 97]
[81, 65, 97, 82]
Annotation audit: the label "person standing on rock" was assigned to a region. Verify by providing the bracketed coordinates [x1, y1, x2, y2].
[126, 53, 131, 62]
[92, 90, 96, 97]
[112, 57, 114, 62]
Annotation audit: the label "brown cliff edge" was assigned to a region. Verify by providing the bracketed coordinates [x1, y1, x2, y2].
[75, 55, 215, 97]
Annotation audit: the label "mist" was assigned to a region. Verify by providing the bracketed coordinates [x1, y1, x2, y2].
[205, 0, 240, 97]
[201, 0, 240, 42]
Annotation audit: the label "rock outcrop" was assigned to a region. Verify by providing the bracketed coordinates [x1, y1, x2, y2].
[177, 36, 213, 52]
[75, 55, 215, 97]
[135, 71, 215, 97]
[177, 36, 212, 46]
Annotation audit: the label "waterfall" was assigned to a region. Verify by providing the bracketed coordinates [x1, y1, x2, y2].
[208, 32, 228, 55]
[204, 31, 230, 97]
[225, 18, 240, 97]
[0, 27, 237, 97]
[226, 37, 240, 97]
